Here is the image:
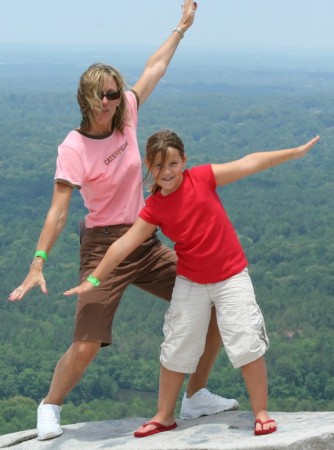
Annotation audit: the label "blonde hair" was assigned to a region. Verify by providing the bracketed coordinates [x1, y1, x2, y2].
[145, 130, 185, 194]
[77, 63, 128, 133]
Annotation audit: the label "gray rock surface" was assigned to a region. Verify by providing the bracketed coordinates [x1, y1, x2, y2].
[1, 411, 334, 450]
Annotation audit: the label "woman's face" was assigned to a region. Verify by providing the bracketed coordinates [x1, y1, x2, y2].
[90, 76, 120, 135]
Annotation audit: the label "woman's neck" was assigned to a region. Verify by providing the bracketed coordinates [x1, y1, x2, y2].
[88, 124, 113, 136]
[80, 121, 114, 138]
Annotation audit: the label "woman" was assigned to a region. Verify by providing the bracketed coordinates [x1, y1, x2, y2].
[9, 1, 238, 442]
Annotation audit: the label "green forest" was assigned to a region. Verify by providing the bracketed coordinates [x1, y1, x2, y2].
[0, 45, 333, 436]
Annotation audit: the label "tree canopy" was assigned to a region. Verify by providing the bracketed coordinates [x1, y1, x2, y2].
[0, 47, 333, 435]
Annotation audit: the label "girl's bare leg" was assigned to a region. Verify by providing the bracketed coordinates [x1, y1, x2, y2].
[241, 356, 277, 433]
[135, 365, 184, 433]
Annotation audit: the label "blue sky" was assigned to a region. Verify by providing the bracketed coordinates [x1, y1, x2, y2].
[0, 0, 333, 50]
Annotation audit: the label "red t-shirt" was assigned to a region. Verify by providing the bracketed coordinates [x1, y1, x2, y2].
[139, 164, 248, 284]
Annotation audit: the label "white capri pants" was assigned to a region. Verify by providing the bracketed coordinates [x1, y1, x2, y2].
[160, 268, 269, 372]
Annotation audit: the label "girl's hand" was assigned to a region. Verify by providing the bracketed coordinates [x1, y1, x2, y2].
[64, 280, 94, 296]
[294, 135, 320, 159]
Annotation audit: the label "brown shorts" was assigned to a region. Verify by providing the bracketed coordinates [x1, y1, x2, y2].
[74, 225, 177, 346]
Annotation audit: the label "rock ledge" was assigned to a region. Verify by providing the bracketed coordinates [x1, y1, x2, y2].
[1, 411, 334, 449]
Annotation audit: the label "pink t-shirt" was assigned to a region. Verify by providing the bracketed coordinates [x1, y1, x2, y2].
[55, 91, 144, 227]
[139, 165, 248, 284]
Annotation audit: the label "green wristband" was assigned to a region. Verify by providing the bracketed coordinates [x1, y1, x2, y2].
[34, 250, 48, 261]
[87, 274, 100, 287]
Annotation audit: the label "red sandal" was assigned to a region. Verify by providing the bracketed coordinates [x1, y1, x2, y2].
[254, 418, 277, 436]
[134, 421, 177, 438]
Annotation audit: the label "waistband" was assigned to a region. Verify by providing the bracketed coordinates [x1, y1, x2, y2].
[90, 224, 133, 235]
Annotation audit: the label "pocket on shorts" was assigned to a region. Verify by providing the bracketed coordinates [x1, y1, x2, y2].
[163, 276, 193, 340]
[216, 269, 269, 365]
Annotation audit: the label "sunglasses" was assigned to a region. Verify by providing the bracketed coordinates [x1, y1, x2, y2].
[100, 90, 121, 101]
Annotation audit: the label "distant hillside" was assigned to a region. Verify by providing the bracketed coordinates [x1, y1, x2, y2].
[0, 47, 333, 435]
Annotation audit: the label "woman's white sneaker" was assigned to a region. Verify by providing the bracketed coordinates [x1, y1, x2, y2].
[180, 388, 239, 419]
[37, 400, 63, 441]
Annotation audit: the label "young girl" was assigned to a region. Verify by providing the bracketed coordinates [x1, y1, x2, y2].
[64, 130, 320, 437]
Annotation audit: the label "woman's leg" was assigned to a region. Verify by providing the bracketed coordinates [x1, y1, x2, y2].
[37, 341, 101, 440]
[44, 341, 100, 405]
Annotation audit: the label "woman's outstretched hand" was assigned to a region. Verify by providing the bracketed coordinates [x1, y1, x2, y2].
[8, 266, 48, 301]
[178, 0, 198, 32]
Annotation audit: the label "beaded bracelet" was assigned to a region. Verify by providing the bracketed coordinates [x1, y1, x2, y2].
[173, 27, 184, 39]
[87, 274, 101, 287]
[31, 259, 44, 266]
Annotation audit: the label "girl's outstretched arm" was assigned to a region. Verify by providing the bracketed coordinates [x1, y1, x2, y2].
[64, 219, 156, 296]
[213, 135, 320, 186]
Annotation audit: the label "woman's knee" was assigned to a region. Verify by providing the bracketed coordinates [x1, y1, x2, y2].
[207, 307, 223, 345]
[68, 341, 100, 365]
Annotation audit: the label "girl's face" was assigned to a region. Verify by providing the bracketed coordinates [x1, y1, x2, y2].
[90, 76, 120, 134]
[150, 147, 186, 195]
